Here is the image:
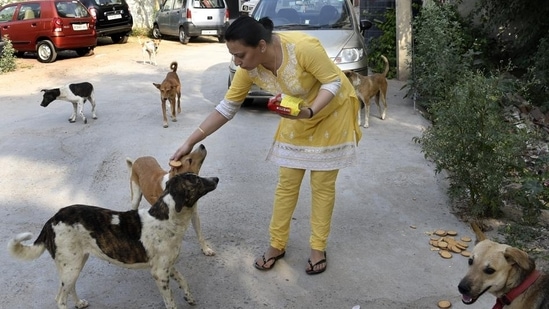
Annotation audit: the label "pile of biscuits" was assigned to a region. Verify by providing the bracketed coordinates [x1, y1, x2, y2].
[428, 229, 472, 260]
[425, 229, 474, 308]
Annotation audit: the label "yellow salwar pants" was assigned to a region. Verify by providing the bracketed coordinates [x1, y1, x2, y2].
[270, 166, 339, 251]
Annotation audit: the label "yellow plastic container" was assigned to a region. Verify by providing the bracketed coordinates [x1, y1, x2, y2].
[280, 95, 303, 116]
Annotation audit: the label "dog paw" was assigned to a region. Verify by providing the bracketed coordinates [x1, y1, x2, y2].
[184, 294, 196, 305]
[163, 124, 169, 128]
[201, 245, 216, 256]
[75, 299, 89, 308]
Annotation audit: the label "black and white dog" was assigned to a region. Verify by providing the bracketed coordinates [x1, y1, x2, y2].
[7, 173, 219, 309]
[40, 82, 97, 124]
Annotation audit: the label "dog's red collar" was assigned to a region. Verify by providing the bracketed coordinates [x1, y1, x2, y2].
[492, 269, 541, 309]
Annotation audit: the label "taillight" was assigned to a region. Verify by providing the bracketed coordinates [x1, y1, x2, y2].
[52, 17, 63, 32]
[88, 7, 97, 19]
[224, 9, 229, 23]
[186, 8, 191, 20]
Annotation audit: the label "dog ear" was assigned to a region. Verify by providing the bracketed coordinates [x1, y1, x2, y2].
[41, 89, 47, 92]
[504, 246, 535, 271]
[153, 83, 161, 90]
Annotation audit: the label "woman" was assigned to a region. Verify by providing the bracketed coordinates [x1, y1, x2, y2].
[171, 16, 362, 274]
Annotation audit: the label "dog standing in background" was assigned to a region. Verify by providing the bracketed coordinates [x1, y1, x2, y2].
[139, 36, 161, 65]
[344, 55, 389, 128]
[153, 61, 181, 128]
[40, 82, 97, 124]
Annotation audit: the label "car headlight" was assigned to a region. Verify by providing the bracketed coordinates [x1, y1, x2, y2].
[334, 48, 364, 64]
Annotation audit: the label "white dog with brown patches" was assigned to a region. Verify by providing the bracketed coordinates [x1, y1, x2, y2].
[7, 173, 218, 309]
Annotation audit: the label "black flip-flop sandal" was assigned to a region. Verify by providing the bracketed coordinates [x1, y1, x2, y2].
[306, 251, 327, 275]
[253, 251, 286, 271]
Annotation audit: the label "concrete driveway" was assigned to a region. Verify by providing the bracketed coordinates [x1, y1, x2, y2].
[0, 38, 493, 308]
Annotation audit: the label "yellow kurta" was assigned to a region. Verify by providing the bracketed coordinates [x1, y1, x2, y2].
[226, 32, 362, 170]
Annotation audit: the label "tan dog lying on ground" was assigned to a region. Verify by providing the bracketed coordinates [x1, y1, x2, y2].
[344, 55, 389, 128]
[458, 222, 549, 308]
[7, 173, 219, 309]
[125, 144, 215, 255]
[153, 61, 181, 128]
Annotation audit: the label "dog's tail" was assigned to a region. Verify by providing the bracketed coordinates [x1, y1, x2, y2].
[470, 220, 487, 243]
[126, 157, 134, 173]
[380, 55, 389, 77]
[170, 61, 178, 73]
[7, 232, 46, 261]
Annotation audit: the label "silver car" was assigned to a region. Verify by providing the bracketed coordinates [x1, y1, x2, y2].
[228, 0, 372, 100]
[153, 0, 229, 44]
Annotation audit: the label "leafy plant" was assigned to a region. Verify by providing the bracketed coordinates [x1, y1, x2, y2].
[405, 3, 471, 111]
[414, 71, 526, 218]
[367, 8, 396, 78]
[0, 35, 16, 74]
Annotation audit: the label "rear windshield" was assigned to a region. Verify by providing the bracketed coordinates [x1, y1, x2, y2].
[90, 0, 126, 6]
[253, 0, 353, 29]
[55, 1, 91, 18]
[193, 0, 225, 9]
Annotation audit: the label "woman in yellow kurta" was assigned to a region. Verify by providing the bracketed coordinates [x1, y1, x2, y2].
[171, 16, 361, 275]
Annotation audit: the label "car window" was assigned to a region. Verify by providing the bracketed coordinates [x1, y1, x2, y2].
[194, 0, 224, 9]
[18, 4, 41, 20]
[253, 0, 352, 29]
[56, 1, 90, 18]
[161, 0, 175, 11]
[91, 0, 124, 6]
[0, 5, 16, 22]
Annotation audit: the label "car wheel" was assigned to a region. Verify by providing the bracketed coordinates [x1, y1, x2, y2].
[75, 48, 91, 56]
[111, 34, 129, 44]
[179, 28, 189, 44]
[152, 24, 161, 39]
[218, 35, 226, 43]
[36, 40, 57, 63]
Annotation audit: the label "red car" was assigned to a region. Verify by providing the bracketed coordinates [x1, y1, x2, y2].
[0, 0, 97, 63]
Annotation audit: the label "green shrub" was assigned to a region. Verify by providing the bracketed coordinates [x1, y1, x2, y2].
[406, 3, 470, 111]
[0, 35, 16, 74]
[367, 8, 396, 78]
[414, 71, 526, 218]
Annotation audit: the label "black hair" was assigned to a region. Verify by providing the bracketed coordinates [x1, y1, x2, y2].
[224, 16, 274, 47]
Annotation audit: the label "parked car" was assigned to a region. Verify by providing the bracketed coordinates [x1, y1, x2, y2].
[153, 0, 230, 44]
[240, 0, 259, 15]
[0, 0, 96, 63]
[78, 0, 133, 43]
[228, 0, 372, 100]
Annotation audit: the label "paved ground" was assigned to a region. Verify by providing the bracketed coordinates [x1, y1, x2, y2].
[0, 38, 494, 308]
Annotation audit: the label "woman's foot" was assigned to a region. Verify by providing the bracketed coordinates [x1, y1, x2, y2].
[253, 246, 285, 271]
[306, 250, 327, 275]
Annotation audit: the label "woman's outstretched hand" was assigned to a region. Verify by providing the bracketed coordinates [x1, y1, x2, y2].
[170, 143, 193, 161]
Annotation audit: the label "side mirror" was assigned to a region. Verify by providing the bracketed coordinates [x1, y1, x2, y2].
[360, 19, 373, 31]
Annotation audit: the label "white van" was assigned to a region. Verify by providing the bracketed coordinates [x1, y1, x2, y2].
[153, 0, 230, 44]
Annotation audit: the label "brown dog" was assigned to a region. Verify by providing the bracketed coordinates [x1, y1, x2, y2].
[344, 55, 389, 128]
[153, 61, 181, 128]
[458, 223, 549, 308]
[125, 144, 215, 255]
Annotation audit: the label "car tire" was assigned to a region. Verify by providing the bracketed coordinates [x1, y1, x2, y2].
[218, 35, 225, 43]
[179, 27, 189, 44]
[111, 34, 129, 44]
[152, 24, 161, 39]
[36, 40, 57, 63]
[75, 48, 91, 56]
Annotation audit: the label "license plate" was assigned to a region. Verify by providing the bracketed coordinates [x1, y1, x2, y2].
[72, 23, 89, 31]
[107, 14, 122, 20]
[201, 30, 217, 35]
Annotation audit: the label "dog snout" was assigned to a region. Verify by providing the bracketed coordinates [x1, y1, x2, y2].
[458, 278, 471, 295]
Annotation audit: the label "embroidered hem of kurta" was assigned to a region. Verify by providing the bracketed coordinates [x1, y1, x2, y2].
[266, 141, 358, 170]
